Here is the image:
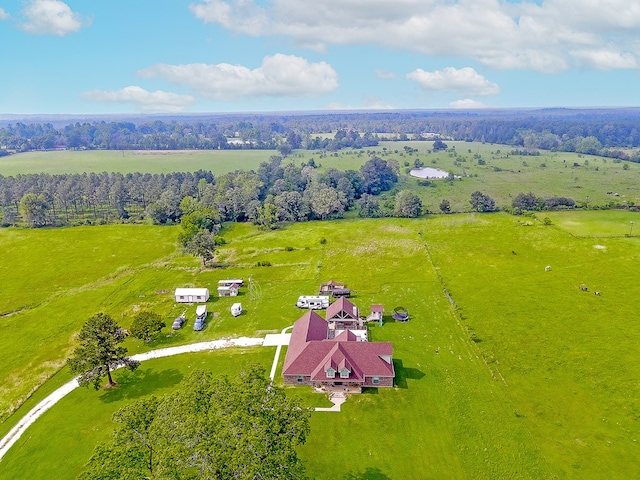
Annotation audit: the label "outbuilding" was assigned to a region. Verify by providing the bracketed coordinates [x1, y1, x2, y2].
[218, 284, 240, 297]
[174, 288, 210, 303]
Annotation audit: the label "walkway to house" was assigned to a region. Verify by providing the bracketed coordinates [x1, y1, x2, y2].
[314, 391, 347, 412]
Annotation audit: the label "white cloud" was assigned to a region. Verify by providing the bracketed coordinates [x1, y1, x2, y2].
[80, 86, 195, 113]
[375, 69, 396, 80]
[20, 0, 89, 36]
[138, 54, 338, 100]
[0, 8, 10, 20]
[407, 67, 500, 96]
[449, 99, 489, 109]
[188, 0, 640, 73]
[570, 49, 638, 70]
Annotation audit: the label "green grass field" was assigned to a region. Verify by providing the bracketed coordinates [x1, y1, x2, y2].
[1, 213, 640, 479]
[3, 142, 638, 214]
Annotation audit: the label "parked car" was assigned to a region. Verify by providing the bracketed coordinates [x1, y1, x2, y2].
[172, 315, 186, 330]
[193, 317, 205, 331]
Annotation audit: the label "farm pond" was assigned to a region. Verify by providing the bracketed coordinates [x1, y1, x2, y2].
[409, 167, 449, 179]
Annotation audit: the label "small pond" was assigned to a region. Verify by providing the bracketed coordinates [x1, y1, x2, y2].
[409, 167, 449, 179]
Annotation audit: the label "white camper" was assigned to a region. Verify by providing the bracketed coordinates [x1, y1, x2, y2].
[231, 303, 242, 317]
[196, 305, 207, 319]
[296, 295, 330, 309]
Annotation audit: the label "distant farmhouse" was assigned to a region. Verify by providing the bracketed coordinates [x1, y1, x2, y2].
[283, 298, 395, 393]
[174, 288, 209, 303]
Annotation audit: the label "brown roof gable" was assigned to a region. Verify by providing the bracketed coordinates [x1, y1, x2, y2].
[326, 296, 359, 320]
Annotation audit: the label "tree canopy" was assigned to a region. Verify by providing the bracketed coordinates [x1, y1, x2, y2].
[78, 365, 311, 480]
[130, 311, 166, 342]
[67, 313, 140, 389]
[469, 191, 497, 213]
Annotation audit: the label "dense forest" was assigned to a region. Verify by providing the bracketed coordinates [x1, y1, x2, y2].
[0, 156, 410, 229]
[2, 109, 640, 160]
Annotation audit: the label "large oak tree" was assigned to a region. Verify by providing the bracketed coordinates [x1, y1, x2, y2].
[78, 365, 311, 479]
[67, 313, 140, 389]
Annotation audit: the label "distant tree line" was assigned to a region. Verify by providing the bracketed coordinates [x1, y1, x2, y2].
[0, 121, 377, 154]
[2, 109, 640, 159]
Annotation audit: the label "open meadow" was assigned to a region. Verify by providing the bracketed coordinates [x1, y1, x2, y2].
[3, 142, 638, 215]
[1, 212, 640, 479]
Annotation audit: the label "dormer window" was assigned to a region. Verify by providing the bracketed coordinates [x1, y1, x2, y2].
[326, 368, 336, 378]
[340, 368, 350, 379]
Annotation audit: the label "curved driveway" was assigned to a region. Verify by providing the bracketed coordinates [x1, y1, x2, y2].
[0, 337, 264, 462]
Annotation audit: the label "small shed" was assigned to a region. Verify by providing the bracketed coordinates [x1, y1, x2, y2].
[218, 283, 240, 297]
[175, 288, 210, 303]
[366, 304, 384, 325]
[218, 279, 244, 287]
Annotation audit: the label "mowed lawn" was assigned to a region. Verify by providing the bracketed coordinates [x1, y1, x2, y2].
[1, 213, 640, 479]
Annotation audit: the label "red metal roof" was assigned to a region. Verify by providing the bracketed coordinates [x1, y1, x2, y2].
[326, 297, 359, 320]
[283, 310, 394, 381]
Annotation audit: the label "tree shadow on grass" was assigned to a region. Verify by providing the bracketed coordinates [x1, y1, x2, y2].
[99, 368, 183, 403]
[393, 359, 426, 389]
[342, 467, 392, 479]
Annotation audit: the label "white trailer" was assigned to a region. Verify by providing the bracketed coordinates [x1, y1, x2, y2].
[231, 303, 242, 317]
[196, 305, 207, 319]
[296, 295, 330, 309]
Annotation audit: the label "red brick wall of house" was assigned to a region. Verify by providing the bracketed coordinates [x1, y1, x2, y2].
[284, 375, 312, 386]
[363, 376, 394, 387]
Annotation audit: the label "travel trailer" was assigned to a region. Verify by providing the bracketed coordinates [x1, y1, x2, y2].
[296, 295, 330, 309]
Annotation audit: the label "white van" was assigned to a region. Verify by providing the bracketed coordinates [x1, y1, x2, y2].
[231, 303, 242, 317]
[296, 296, 330, 309]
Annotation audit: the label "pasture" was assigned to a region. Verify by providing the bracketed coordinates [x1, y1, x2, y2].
[1, 212, 640, 479]
[2, 142, 638, 215]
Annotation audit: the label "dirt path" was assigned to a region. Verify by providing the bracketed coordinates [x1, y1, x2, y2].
[0, 337, 263, 462]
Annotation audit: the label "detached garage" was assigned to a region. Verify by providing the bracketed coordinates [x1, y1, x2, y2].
[175, 288, 210, 303]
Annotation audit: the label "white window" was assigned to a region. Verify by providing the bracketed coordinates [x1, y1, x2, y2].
[372, 377, 380, 385]
[326, 368, 335, 378]
[340, 368, 350, 379]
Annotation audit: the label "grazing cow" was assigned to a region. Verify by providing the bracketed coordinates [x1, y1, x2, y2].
[594, 291, 601, 296]
[580, 284, 588, 292]
[512, 250, 517, 255]
[545, 266, 551, 272]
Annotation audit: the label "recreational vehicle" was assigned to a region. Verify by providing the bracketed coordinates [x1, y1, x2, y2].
[296, 295, 330, 309]
[231, 303, 242, 317]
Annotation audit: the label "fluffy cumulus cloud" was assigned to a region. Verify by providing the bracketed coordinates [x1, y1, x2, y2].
[20, 0, 89, 35]
[80, 86, 195, 113]
[188, 0, 640, 72]
[450, 99, 489, 109]
[138, 54, 338, 100]
[407, 67, 500, 96]
[0, 8, 10, 20]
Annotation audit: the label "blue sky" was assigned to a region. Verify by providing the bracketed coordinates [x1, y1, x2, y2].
[1, 0, 640, 114]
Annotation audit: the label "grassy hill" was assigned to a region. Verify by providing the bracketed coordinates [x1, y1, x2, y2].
[1, 213, 640, 479]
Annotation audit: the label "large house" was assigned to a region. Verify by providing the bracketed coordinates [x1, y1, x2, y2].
[283, 310, 395, 392]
